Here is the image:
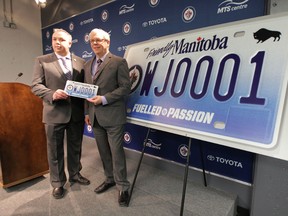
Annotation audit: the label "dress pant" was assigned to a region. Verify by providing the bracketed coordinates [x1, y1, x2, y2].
[92, 118, 130, 191]
[45, 119, 84, 188]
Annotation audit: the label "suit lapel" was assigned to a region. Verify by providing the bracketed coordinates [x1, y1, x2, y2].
[86, 58, 94, 84]
[71, 54, 77, 80]
[93, 53, 112, 82]
[51, 53, 67, 81]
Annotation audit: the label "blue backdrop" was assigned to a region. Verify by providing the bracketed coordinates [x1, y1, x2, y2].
[42, 0, 266, 184]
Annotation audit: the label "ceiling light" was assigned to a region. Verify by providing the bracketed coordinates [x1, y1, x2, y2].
[35, 0, 47, 8]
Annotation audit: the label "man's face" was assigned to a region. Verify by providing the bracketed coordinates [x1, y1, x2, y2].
[52, 31, 72, 56]
[89, 32, 110, 58]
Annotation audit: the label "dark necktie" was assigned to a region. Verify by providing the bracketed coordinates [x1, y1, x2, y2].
[92, 59, 102, 80]
[60, 57, 72, 80]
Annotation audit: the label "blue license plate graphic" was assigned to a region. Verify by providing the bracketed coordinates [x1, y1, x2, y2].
[125, 14, 288, 148]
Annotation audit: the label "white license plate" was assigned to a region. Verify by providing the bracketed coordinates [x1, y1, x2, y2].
[64, 80, 98, 99]
[124, 13, 288, 148]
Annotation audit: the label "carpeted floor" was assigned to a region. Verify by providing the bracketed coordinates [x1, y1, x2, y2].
[0, 136, 237, 216]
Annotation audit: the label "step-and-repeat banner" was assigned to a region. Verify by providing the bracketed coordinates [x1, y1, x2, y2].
[42, 0, 267, 184]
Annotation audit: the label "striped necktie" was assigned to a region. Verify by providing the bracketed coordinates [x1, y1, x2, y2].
[60, 57, 72, 80]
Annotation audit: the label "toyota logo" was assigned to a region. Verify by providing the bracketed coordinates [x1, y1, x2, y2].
[207, 155, 215, 161]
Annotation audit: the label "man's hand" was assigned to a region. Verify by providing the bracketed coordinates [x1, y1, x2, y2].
[85, 115, 91, 126]
[87, 96, 102, 105]
[53, 89, 69, 101]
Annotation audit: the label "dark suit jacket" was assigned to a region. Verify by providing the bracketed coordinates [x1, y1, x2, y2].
[31, 53, 85, 124]
[84, 52, 131, 127]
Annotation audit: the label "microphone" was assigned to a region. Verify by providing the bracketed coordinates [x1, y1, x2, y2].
[15, 72, 23, 81]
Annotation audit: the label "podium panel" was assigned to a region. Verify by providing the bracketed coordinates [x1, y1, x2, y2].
[0, 83, 49, 188]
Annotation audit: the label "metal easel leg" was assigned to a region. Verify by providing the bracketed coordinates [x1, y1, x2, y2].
[127, 127, 151, 206]
[199, 141, 207, 187]
[180, 137, 192, 216]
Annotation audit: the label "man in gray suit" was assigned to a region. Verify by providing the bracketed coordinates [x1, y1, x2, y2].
[31, 28, 90, 199]
[84, 28, 131, 207]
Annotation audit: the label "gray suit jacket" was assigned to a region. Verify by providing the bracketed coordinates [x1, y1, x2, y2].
[84, 52, 131, 127]
[31, 52, 85, 124]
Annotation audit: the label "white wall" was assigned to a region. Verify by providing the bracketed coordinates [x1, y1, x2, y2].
[249, 2, 288, 216]
[0, 0, 42, 85]
[269, 0, 288, 14]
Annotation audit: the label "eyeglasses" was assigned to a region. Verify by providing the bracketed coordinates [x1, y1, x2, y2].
[90, 38, 106, 44]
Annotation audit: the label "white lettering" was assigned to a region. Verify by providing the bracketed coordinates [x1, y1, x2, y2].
[132, 104, 214, 125]
[215, 157, 243, 168]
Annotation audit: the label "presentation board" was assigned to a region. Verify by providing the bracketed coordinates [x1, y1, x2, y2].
[125, 12, 288, 160]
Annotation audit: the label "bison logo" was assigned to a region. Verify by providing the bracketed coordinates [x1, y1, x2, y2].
[253, 28, 281, 43]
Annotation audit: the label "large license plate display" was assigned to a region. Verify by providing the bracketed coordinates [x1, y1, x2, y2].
[125, 13, 288, 148]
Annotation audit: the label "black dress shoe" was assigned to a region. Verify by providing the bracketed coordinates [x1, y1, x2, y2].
[94, 182, 116, 194]
[52, 187, 64, 199]
[69, 173, 90, 185]
[118, 190, 129, 207]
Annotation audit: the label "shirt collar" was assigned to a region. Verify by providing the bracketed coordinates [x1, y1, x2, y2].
[96, 52, 109, 62]
[55, 53, 71, 60]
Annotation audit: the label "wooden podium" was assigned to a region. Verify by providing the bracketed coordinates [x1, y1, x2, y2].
[0, 83, 49, 188]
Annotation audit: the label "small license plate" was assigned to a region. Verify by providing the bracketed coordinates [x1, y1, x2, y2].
[64, 80, 98, 99]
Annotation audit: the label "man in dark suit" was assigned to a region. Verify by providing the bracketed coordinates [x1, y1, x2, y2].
[84, 28, 131, 207]
[31, 28, 90, 199]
